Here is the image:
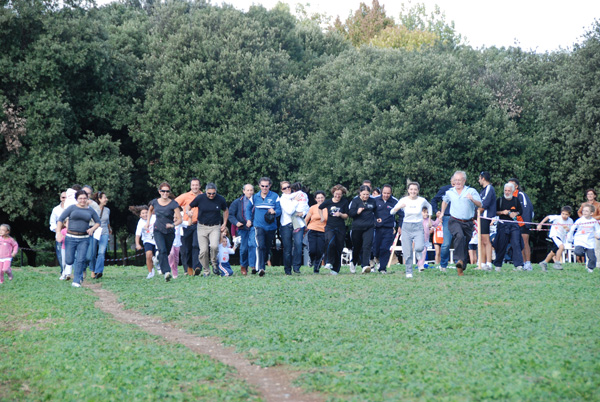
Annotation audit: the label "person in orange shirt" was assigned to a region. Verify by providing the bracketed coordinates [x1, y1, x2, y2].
[175, 178, 203, 276]
[305, 191, 327, 273]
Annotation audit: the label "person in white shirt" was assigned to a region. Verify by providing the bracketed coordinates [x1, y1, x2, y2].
[567, 204, 600, 272]
[280, 181, 309, 275]
[49, 191, 67, 272]
[133, 205, 157, 279]
[537, 206, 573, 271]
[390, 182, 432, 278]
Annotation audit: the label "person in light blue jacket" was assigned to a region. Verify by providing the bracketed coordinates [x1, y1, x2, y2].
[251, 177, 281, 276]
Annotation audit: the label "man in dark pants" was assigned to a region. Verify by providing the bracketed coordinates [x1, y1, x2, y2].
[508, 178, 534, 271]
[440, 171, 482, 276]
[430, 179, 454, 272]
[493, 182, 524, 271]
[373, 184, 401, 272]
[175, 178, 202, 276]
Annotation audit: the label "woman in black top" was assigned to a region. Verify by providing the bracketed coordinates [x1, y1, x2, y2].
[349, 185, 377, 274]
[318, 184, 349, 275]
[147, 182, 182, 282]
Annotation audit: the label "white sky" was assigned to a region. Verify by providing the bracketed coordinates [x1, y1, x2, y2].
[211, 0, 600, 52]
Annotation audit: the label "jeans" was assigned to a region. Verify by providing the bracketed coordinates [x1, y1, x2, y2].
[65, 235, 91, 284]
[86, 236, 98, 273]
[255, 227, 275, 271]
[440, 215, 452, 268]
[281, 223, 304, 274]
[373, 227, 394, 271]
[153, 231, 174, 274]
[181, 224, 200, 270]
[55, 240, 64, 273]
[239, 227, 256, 268]
[94, 234, 109, 274]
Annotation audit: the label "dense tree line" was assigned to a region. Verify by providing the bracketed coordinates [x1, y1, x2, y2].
[1, 0, 599, 260]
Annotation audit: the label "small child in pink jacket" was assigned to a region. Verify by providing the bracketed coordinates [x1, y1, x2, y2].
[0, 224, 19, 284]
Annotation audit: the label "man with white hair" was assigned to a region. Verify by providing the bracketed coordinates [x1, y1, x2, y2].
[493, 182, 524, 271]
[440, 171, 482, 276]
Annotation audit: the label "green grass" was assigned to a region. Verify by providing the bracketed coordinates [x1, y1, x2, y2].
[0, 267, 259, 401]
[2, 263, 600, 401]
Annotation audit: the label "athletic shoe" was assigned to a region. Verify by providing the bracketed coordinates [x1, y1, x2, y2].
[152, 254, 159, 269]
[553, 262, 563, 270]
[59, 274, 67, 280]
[157, 269, 162, 275]
[212, 266, 219, 275]
[349, 263, 356, 274]
[514, 266, 523, 271]
[524, 261, 532, 271]
[330, 270, 338, 275]
[406, 273, 413, 278]
[418, 266, 425, 272]
[72, 282, 81, 288]
[194, 268, 201, 276]
[173, 275, 178, 279]
[165, 272, 172, 282]
[588, 268, 594, 273]
[251, 268, 258, 275]
[95, 273, 103, 279]
[324, 263, 333, 271]
[379, 270, 387, 275]
[539, 261, 548, 272]
[146, 269, 155, 279]
[495, 266, 501, 272]
[483, 263, 493, 271]
[258, 269, 265, 277]
[361, 266, 371, 274]
[439, 266, 447, 273]
[374, 262, 381, 272]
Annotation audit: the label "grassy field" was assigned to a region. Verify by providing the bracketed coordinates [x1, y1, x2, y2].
[2, 263, 599, 401]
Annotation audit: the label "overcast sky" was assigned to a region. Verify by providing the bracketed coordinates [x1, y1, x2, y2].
[208, 0, 600, 52]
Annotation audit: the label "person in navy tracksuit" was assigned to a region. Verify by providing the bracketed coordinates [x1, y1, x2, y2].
[478, 172, 497, 271]
[509, 178, 534, 271]
[251, 177, 281, 276]
[373, 184, 402, 272]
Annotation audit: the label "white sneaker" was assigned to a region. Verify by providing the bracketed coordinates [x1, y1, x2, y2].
[330, 270, 338, 275]
[406, 273, 413, 278]
[482, 263, 492, 271]
[588, 268, 594, 273]
[72, 282, 81, 288]
[439, 267, 446, 272]
[495, 266, 501, 272]
[374, 262, 381, 272]
[59, 274, 67, 280]
[418, 266, 425, 272]
[324, 263, 333, 271]
[349, 262, 356, 274]
[361, 266, 371, 274]
[146, 269, 155, 279]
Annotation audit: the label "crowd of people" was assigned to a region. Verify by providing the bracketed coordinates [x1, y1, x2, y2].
[3, 172, 598, 288]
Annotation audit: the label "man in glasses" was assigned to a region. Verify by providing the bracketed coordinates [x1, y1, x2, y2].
[49, 191, 68, 275]
[175, 178, 203, 276]
[251, 177, 281, 276]
[188, 183, 228, 276]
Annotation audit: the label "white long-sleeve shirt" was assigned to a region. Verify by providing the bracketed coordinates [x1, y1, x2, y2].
[49, 204, 65, 232]
[280, 191, 309, 228]
[391, 196, 432, 223]
[567, 216, 600, 249]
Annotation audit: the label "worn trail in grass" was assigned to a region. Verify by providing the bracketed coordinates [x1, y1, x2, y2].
[102, 264, 600, 401]
[87, 282, 322, 402]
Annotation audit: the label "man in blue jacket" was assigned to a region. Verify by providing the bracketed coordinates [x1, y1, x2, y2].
[228, 184, 256, 276]
[251, 177, 281, 276]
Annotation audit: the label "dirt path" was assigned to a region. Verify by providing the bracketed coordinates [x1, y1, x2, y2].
[86, 283, 323, 402]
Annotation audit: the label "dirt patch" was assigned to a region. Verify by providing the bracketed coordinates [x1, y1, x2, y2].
[86, 283, 323, 402]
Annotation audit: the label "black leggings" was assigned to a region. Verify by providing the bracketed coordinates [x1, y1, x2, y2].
[351, 227, 374, 268]
[325, 227, 345, 273]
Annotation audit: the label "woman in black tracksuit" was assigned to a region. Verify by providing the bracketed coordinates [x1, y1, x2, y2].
[348, 185, 377, 274]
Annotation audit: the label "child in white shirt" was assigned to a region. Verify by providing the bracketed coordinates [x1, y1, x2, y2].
[537, 206, 573, 271]
[567, 204, 600, 272]
[217, 234, 237, 277]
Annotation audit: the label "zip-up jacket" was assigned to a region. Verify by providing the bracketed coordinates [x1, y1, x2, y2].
[374, 195, 402, 228]
[252, 191, 281, 231]
[228, 195, 253, 230]
[348, 196, 377, 230]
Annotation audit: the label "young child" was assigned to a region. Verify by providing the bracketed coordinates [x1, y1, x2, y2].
[433, 211, 443, 266]
[168, 223, 182, 278]
[418, 207, 439, 271]
[59, 219, 73, 281]
[567, 204, 600, 272]
[468, 219, 478, 265]
[217, 231, 237, 277]
[0, 224, 19, 284]
[131, 205, 157, 279]
[537, 206, 573, 271]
